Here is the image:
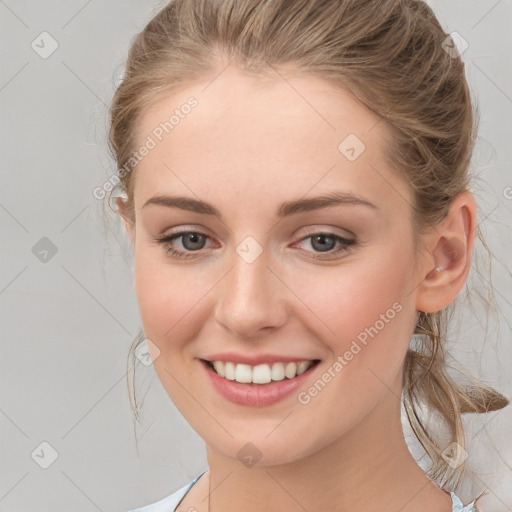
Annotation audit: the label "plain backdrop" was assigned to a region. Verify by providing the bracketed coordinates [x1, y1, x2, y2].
[0, 1, 511, 511]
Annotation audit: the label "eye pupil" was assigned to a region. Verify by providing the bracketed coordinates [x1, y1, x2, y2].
[183, 232, 206, 251]
[311, 234, 335, 252]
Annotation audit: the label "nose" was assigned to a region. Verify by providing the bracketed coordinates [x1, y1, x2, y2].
[213, 245, 288, 339]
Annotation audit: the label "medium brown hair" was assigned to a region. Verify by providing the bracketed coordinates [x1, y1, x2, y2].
[107, 0, 509, 490]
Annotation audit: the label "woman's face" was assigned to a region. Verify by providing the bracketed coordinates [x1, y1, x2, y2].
[126, 66, 428, 466]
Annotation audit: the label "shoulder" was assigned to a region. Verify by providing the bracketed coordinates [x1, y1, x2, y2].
[127, 477, 200, 512]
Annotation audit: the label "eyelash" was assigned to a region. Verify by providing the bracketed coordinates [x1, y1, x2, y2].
[154, 230, 357, 261]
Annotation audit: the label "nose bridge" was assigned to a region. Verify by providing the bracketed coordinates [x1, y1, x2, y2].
[214, 237, 287, 337]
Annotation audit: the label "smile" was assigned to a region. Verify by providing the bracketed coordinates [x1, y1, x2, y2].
[207, 360, 318, 384]
[201, 358, 321, 407]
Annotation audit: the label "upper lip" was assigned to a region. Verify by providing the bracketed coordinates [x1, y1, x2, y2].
[202, 352, 320, 366]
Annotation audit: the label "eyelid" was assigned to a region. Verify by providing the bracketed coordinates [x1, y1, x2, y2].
[158, 228, 217, 249]
[155, 226, 357, 261]
[295, 225, 356, 240]
[160, 225, 355, 245]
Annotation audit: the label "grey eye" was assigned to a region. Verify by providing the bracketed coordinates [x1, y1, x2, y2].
[179, 232, 207, 251]
[309, 234, 337, 252]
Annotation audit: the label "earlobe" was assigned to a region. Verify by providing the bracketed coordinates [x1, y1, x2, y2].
[416, 192, 476, 313]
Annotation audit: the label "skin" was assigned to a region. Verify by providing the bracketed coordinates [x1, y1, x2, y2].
[119, 64, 477, 512]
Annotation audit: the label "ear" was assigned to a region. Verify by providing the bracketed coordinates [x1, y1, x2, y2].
[415, 191, 477, 314]
[116, 197, 136, 246]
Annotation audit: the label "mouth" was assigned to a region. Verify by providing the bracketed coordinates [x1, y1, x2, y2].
[200, 357, 321, 406]
[203, 359, 321, 385]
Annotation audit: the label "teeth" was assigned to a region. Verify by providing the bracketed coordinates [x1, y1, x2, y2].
[212, 361, 225, 378]
[296, 361, 310, 375]
[271, 362, 285, 381]
[253, 364, 272, 384]
[225, 362, 235, 381]
[235, 364, 252, 383]
[209, 360, 316, 384]
[285, 362, 297, 379]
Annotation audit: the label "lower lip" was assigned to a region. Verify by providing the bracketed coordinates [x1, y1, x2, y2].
[201, 360, 319, 407]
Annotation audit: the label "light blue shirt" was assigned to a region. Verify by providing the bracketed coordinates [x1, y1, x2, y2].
[128, 472, 479, 511]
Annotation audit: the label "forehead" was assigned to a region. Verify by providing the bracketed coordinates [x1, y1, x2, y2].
[132, 66, 410, 213]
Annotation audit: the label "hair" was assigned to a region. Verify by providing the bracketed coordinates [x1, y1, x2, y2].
[107, 0, 509, 491]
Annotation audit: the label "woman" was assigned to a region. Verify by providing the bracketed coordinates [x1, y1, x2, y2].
[107, 0, 509, 510]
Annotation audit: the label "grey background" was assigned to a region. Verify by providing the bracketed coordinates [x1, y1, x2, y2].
[0, 1, 510, 511]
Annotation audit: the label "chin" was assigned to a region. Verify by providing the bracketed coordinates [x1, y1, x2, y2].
[200, 425, 330, 469]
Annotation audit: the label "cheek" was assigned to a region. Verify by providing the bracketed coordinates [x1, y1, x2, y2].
[133, 250, 200, 345]
[297, 244, 417, 376]
[286, 250, 417, 438]
[133, 244, 222, 368]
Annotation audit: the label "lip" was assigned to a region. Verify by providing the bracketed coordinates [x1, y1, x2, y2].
[203, 352, 318, 365]
[200, 359, 320, 407]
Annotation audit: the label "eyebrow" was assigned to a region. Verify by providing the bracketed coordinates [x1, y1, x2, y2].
[142, 191, 378, 218]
